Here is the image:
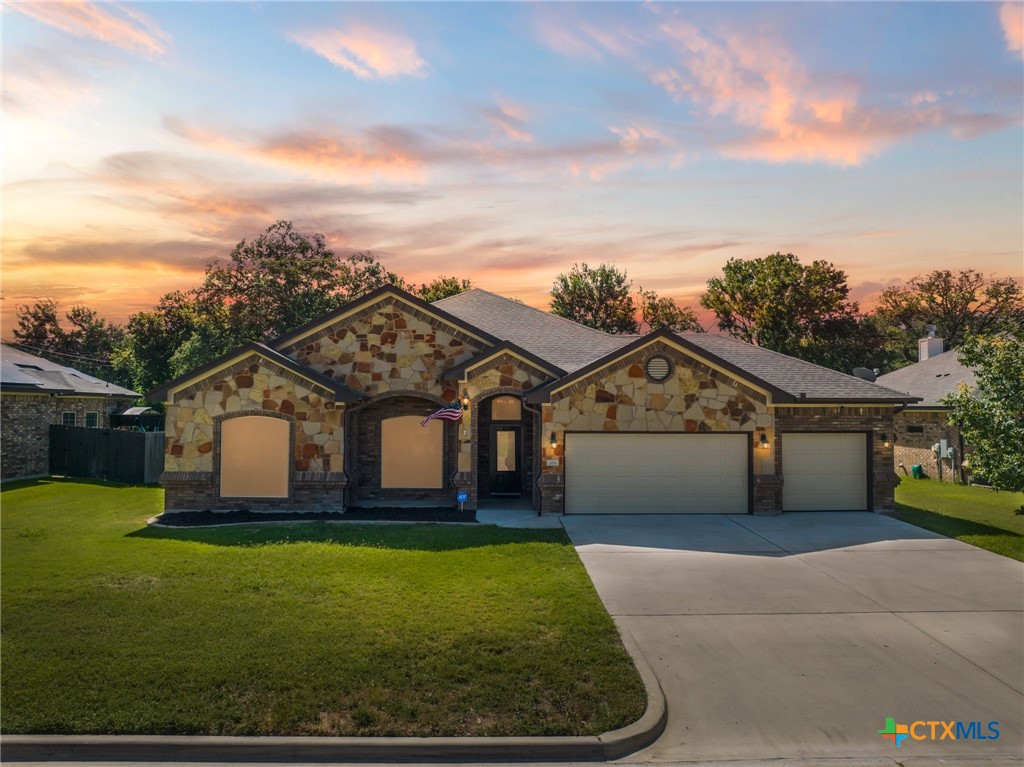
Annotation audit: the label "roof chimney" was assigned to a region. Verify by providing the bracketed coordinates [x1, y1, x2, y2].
[918, 325, 943, 362]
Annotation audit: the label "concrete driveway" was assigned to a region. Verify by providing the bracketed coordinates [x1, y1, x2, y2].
[562, 513, 1024, 765]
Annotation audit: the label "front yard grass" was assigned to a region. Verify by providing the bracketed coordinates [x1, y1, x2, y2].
[0, 479, 645, 736]
[892, 479, 1024, 562]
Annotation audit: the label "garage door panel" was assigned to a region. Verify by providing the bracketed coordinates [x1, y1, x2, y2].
[783, 433, 867, 511]
[565, 433, 748, 514]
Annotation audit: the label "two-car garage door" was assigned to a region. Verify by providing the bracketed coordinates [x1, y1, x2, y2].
[565, 433, 749, 514]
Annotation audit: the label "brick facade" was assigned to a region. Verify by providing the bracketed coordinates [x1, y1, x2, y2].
[1, 394, 131, 481]
[772, 406, 899, 512]
[893, 410, 965, 483]
[347, 393, 459, 504]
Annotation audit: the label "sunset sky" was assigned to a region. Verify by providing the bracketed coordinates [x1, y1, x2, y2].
[3, 1, 1023, 334]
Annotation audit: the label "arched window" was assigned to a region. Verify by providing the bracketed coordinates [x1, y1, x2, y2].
[491, 396, 522, 421]
[381, 415, 443, 489]
[220, 416, 290, 498]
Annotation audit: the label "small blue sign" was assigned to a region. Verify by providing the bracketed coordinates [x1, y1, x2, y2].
[456, 491, 469, 504]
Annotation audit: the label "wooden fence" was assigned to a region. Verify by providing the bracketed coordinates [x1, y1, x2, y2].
[49, 426, 164, 484]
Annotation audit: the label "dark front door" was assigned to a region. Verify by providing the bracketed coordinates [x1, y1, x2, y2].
[489, 425, 522, 496]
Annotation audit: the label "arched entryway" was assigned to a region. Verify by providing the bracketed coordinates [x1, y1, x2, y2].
[347, 393, 458, 505]
[475, 393, 536, 501]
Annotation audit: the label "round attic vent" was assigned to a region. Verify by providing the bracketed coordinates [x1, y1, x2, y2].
[645, 355, 672, 382]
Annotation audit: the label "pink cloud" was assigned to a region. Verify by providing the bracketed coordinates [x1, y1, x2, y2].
[164, 117, 427, 183]
[7, 2, 168, 56]
[1000, 1, 1024, 60]
[480, 99, 533, 143]
[288, 24, 427, 79]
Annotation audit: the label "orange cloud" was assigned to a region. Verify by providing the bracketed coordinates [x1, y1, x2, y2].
[1000, 1, 1024, 60]
[164, 117, 427, 183]
[7, 1, 168, 56]
[288, 24, 427, 79]
[654, 20, 878, 166]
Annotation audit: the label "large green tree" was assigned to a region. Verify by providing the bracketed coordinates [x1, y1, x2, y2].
[944, 335, 1024, 511]
[700, 253, 880, 371]
[873, 270, 1024, 368]
[550, 263, 700, 335]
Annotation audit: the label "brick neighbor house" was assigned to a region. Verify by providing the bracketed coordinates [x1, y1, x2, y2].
[148, 286, 918, 516]
[1, 344, 139, 481]
[875, 328, 975, 483]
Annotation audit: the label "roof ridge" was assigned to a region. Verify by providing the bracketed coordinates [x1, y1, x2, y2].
[436, 288, 624, 340]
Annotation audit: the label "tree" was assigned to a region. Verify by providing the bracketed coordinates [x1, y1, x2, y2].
[873, 270, 1024, 368]
[197, 220, 350, 342]
[112, 291, 206, 395]
[418, 276, 473, 303]
[12, 300, 128, 385]
[550, 263, 638, 333]
[700, 253, 874, 371]
[637, 287, 703, 333]
[944, 335, 1024, 512]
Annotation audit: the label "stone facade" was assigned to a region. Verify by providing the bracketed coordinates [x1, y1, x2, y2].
[1, 394, 130, 481]
[536, 343, 771, 514]
[455, 353, 556, 511]
[893, 410, 965, 483]
[161, 353, 345, 511]
[280, 300, 486, 398]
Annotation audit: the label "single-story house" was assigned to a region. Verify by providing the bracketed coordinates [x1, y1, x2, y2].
[1, 344, 139, 481]
[875, 328, 975, 483]
[148, 286, 917, 515]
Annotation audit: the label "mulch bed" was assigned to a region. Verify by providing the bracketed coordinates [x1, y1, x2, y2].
[154, 507, 477, 527]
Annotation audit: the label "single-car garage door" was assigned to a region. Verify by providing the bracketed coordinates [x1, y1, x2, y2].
[565, 433, 749, 514]
[782, 433, 868, 511]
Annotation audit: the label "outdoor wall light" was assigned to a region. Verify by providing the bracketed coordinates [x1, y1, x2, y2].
[758, 433, 770, 449]
[461, 391, 470, 410]
[549, 431, 558, 447]
[880, 433, 891, 447]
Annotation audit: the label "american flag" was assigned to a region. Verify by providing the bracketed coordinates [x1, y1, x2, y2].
[420, 402, 464, 427]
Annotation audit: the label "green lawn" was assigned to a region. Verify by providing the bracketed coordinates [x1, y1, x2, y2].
[0, 479, 645, 736]
[892, 479, 1024, 561]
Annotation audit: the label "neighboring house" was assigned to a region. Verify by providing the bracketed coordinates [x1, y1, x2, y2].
[1, 344, 139, 481]
[148, 286, 916, 516]
[875, 329, 976, 483]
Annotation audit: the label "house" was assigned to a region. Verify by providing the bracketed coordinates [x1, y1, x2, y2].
[1, 344, 139, 481]
[875, 328, 975, 483]
[148, 286, 917, 516]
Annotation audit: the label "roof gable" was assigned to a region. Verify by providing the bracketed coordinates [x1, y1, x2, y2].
[525, 329, 917, 405]
[442, 341, 566, 383]
[270, 285, 499, 353]
[146, 342, 363, 403]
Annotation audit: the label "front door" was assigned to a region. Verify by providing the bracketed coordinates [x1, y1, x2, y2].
[489, 426, 522, 496]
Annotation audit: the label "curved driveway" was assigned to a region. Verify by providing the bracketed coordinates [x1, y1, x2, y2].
[562, 512, 1024, 765]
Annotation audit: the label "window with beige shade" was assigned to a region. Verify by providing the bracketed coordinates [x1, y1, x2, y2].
[220, 415, 290, 498]
[381, 416, 443, 488]
[491, 396, 521, 421]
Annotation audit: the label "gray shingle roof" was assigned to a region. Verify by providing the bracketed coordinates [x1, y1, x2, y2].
[434, 289, 632, 372]
[682, 334, 916, 403]
[875, 351, 975, 408]
[437, 291, 912, 403]
[0, 344, 138, 397]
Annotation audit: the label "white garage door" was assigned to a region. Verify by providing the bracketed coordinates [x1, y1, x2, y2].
[782, 433, 867, 511]
[565, 433, 749, 514]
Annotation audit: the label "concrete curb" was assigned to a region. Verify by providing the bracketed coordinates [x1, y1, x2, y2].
[1, 622, 667, 763]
